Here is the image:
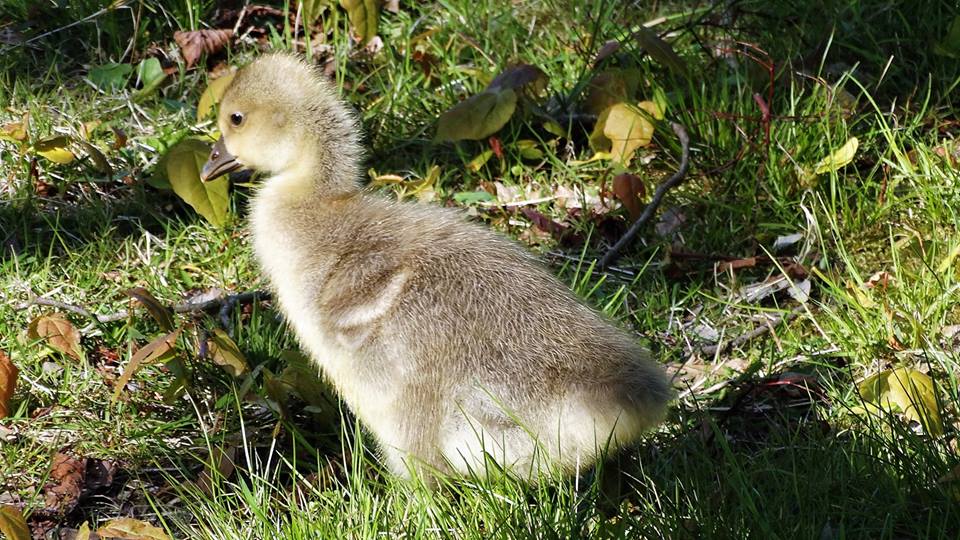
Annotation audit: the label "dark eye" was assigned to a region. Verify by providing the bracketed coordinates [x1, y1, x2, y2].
[229, 112, 244, 126]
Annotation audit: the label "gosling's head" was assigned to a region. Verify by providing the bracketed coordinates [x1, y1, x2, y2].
[201, 53, 362, 193]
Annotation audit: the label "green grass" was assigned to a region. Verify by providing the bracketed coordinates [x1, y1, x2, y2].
[2, 0, 960, 538]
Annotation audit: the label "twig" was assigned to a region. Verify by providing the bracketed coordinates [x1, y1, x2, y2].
[18, 291, 271, 325]
[697, 306, 805, 357]
[599, 122, 691, 268]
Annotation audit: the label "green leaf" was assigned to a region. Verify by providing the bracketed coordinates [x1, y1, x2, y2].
[33, 136, 76, 164]
[89, 62, 133, 91]
[197, 71, 236, 122]
[453, 190, 495, 204]
[0, 506, 30, 540]
[339, 0, 379, 43]
[814, 137, 858, 174]
[435, 88, 517, 142]
[934, 15, 960, 58]
[164, 138, 230, 226]
[858, 367, 943, 436]
[124, 287, 175, 331]
[133, 58, 168, 100]
[633, 26, 688, 76]
[301, 0, 330, 28]
[207, 329, 249, 377]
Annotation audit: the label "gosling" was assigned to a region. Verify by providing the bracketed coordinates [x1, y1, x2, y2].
[200, 53, 671, 482]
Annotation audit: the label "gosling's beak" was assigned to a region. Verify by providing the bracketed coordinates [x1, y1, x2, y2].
[200, 137, 242, 182]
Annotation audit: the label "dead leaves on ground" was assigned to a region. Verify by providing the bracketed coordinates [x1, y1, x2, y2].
[857, 367, 943, 436]
[27, 313, 83, 362]
[174, 29, 233, 70]
[0, 351, 18, 418]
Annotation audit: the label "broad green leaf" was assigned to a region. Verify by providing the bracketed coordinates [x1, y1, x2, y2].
[300, 0, 329, 28]
[488, 64, 547, 93]
[165, 138, 230, 226]
[97, 517, 171, 540]
[435, 89, 517, 142]
[207, 328, 249, 377]
[0, 506, 30, 540]
[33, 136, 76, 164]
[0, 351, 17, 418]
[814, 137, 858, 174]
[89, 62, 133, 91]
[113, 328, 182, 402]
[859, 367, 943, 436]
[934, 15, 960, 58]
[634, 26, 688, 76]
[340, 0, 379, 43]
[27, 313, 83, 361]
[133, 58, 168, 100]
[515, 139, 544, 160]
[124, 287, 175, 331]
[197, 71, 236, 122]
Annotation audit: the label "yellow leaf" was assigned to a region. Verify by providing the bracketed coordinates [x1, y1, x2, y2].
[0, 351, 17, 418]
[858, 367, 943, 436]
[814, 136, 858, 174]
[27, 313, 83, 361]
[0, 113, 28, 143]
[0, 506, 30, 540]
[594, 102, 656, 166]
[937, 242, 960, 274]
[97, 517, 170, 540]
[77, 522, 91, 540]
[33, 136, 76, 164]
[197, 71, 237, 122]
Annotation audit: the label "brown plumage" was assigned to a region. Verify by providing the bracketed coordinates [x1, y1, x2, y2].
[201, 53, 671, 481]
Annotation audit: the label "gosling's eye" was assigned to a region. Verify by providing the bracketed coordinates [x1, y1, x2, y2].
[229, 112, 244, 127]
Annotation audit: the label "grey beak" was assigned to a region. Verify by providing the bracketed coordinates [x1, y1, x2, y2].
[200, 137, 242, 182]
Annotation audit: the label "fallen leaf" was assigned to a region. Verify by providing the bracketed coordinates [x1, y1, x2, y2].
[97, 517, 170, 540]
[582, 68, 642, 116]
[174, 29, 233, 69]
[197, 71, 237, 122]
[33, 136, 76, 164]
[435, 88, 517, 142]
[612, 173, 646, 221]
[865, 271, 895, 290]
[0, 506, 30, 540]
[124, 288, 175, 331]
[112, 127, 128, 150]
[301, 0, 330, 28]
[196, 444, 238, 496]
[633, 26, 688, 76]
[0, 113, 29, 143]
[44, 453, 85, 514]
[488, 64, 547, 93]
[164, 138, 230, 226]
[591, 102, 659, 166]
[277, 350, 338, 412]
[207, 329, 249, 377]
[27, 313, 83, 361]
[0, 351, 17, 418]
[594, 39, 621, 65]
[88, 62, 133, 91]
[339, 0, 380, 44]
[813, 136, 858, 174]
[515, 139, 543, 160]
[772, 232, 804, 252]
[859, 367, 943, 436]
[112, 328, 182, 402]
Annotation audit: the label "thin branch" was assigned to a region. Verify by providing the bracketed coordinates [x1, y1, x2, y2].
[18, 291, 271, 325]
[599, 122, 691, 268]
[697, 306, 804, 357]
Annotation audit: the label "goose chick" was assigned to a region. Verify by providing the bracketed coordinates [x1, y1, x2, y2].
[201, 53, 671, 481]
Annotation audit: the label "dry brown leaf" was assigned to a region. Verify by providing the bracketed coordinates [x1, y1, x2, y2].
[611, 173, 646, 221]
[97, 517, 170, 540]
[27, 313, 83, 361]
[125, 288, 175, 331]
[0, 351, 17, 418]
[174, 29, 233, 69]
[112, 328, 182, 402]
[44, 453, 85, 514]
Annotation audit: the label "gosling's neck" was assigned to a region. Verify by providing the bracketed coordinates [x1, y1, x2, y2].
[256, 142, 363, 205]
